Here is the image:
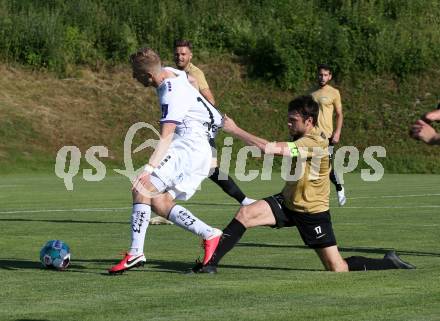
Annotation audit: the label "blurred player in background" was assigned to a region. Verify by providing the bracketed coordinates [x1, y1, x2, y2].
[310, 64, 346, 206]
[174, 39, 255, 206]
[174, 39, 215, 105]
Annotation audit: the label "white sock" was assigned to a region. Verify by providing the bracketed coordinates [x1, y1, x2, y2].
[168, 205, 215, 240]
[241, 197, 256, 206]
[128, 203, 151, 255]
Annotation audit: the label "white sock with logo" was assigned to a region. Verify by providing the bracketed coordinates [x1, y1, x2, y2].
[168, 205, 215, 240]
[128, 203, 151, 256]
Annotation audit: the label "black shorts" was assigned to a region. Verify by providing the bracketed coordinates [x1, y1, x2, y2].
[263, 193, 337, 249]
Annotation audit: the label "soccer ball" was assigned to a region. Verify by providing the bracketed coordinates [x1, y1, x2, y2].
[39, 240, 71, 270]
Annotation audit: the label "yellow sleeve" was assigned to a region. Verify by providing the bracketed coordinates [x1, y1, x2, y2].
[191, 69, 209, 91]
[334, 89, 342, 109]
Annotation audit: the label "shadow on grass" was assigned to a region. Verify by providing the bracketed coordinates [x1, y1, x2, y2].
[0, 259, 42, 270]
[71, 258, 320, 275]
[140, 259, 317, 273]
[3, 244, 434, 276]
[0, 258, 92, 274]
[185, 202, 238, 207]
[237, 242, 440, 257]
[0, 218, 126, 225]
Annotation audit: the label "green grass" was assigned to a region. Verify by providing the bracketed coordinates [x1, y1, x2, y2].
[0, 173, 439, 321]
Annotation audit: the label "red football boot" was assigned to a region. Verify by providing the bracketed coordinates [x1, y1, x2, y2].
[202, 228, 222, 265]
[108, 253, 146, 275]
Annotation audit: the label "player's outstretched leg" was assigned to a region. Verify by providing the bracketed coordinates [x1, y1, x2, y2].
[191, 218, 247, 274]
[209, 167, 255, 206]
[383, 251, 416, 269]
[167, 204, 222, 264]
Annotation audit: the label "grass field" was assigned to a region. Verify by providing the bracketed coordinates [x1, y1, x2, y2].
[0, 172, 439, 321]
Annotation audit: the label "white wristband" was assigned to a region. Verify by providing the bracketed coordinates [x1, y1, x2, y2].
[144, 164, 155, 174]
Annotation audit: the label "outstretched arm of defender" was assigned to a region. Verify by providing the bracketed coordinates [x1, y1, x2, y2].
[223, 115, 292, 156]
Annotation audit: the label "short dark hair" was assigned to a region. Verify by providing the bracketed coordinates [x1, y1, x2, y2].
[288, 95, 319, 125]
[174, 39, 192, 50]
[317, 63, 332, 74]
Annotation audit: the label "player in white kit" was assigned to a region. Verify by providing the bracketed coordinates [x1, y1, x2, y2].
[109, 48, 222, 274]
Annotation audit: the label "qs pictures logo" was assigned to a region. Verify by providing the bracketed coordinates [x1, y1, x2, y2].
[54, 122, 160, 190]
[55, 123, 387, 191]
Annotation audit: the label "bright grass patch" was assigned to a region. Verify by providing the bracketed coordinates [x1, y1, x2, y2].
[0, 173, 439, 321]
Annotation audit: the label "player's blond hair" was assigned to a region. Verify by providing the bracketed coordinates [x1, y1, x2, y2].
[130, 48, 161, 74]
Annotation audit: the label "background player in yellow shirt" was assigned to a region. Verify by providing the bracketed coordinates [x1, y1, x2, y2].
[174, 39, 255, 206]
[310, 64, 346, 206]
[191, 95, 414, 274]
[174, 39, 215, 105]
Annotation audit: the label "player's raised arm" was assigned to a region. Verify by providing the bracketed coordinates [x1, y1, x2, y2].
[222, 115, 291, 157]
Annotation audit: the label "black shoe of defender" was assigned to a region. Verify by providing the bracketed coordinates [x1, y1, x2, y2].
[384, 251, 416, 269]
[199, 265, 217, 274]
[188, 261, 217, 274]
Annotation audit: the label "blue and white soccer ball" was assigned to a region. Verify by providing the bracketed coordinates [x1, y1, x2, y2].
[39, 240, 71, 270]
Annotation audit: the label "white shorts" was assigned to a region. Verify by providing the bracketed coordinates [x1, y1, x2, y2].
[150, 137, 212, 201]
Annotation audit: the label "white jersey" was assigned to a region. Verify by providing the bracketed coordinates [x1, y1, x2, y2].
[158, 67, 222, 141]
[150, 67, 222, 201]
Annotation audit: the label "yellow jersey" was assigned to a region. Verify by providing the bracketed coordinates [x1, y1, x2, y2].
[282, 127, 330, 213]
[184, 63, 209, 91]
[310, 85, 342, 139]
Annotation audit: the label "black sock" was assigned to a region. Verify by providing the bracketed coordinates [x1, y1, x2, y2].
[330, 169, 343, 192]
[209, 167, 247, 203]
[208, 218, 246, 266]
[345, 256, 397, 271]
